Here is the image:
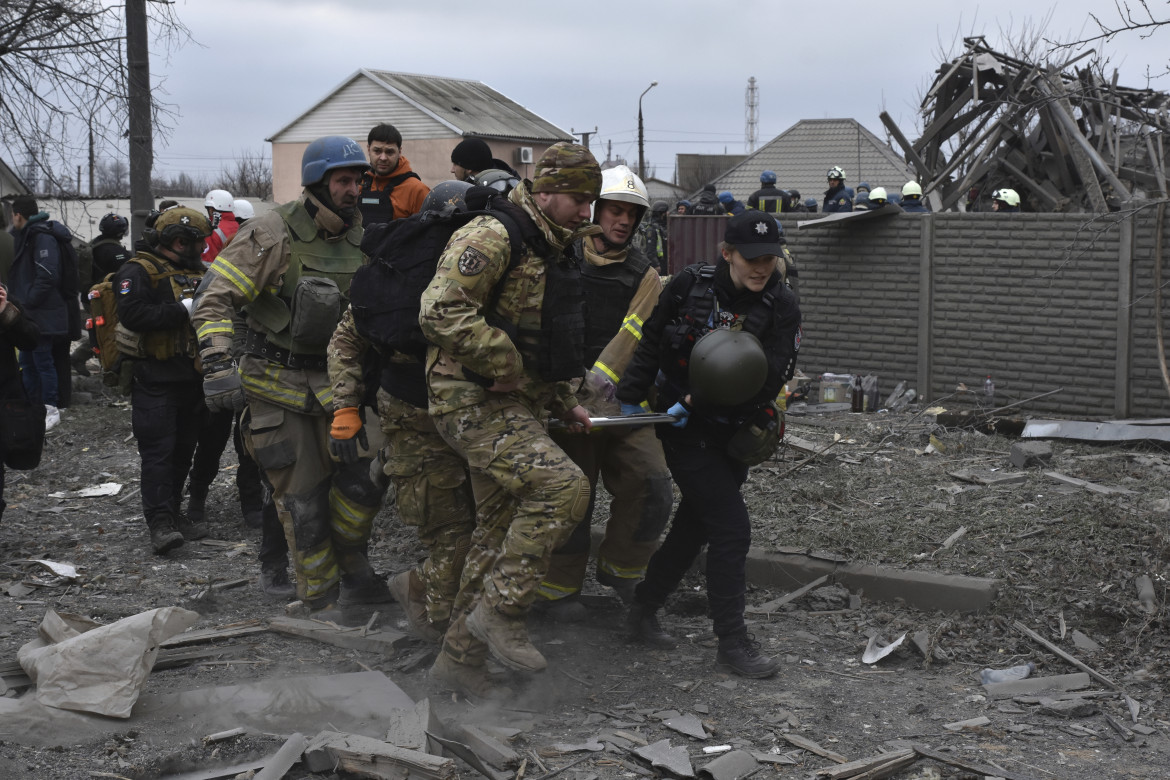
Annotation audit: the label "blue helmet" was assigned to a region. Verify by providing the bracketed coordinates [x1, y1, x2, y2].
[856, 181, 871, 194]
[718, 190, 734, 204]
[760, 170, 777, 185]
[301, 135, 368, 187]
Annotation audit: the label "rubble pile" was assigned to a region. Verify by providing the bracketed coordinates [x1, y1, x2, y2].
[881, 36, 1170, 212]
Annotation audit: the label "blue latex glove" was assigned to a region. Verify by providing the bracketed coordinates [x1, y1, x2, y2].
[667, 401, 690, 428]
[620, 403, 644, 417]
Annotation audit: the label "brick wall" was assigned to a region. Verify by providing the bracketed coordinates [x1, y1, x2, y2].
[760, 210, 1170, 419]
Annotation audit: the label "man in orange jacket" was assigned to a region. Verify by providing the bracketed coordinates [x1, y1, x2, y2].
[359, 123, 430, 225]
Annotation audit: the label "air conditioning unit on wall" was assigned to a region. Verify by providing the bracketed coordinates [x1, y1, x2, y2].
[515, 147, 534, 165]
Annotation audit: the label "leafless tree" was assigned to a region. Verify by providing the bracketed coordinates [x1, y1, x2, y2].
[0, 1, 190, 195]
[94, 158, 130, 197]
[220, 150, 273, 200]
[1052, 0, 1168, 47]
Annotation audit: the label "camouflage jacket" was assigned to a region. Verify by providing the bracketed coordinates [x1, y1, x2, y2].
[192, 191, 361, 414]
[419, 183, 584, 417]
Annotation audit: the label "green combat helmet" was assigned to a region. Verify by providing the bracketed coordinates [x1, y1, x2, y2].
[688, 328, 769, 407]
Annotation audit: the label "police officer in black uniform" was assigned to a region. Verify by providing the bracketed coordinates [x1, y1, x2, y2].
[115, 207, 211, 554]
[747, 170, 787, 213]
[616, 209, 801, 679]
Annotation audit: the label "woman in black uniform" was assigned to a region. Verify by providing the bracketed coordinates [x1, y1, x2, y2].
[616, 210, 801, 678]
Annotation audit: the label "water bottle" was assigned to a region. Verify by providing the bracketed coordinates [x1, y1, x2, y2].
[979, 662, 1035, 685]
[984, 375, 995, 404]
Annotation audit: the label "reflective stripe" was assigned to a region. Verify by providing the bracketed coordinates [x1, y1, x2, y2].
[535, 580, 579, 601]
[329, 488, 376, 544]
[621, 312, 645, 340]
[196, 320, 235, 340]
[598, 558, 647, 580]
[209, 256, 259, 300]
[296, 546, 340, 599]
[242, 373, 306, 406]
[314, 386, 334, 409]
[592, 362, 619, 384]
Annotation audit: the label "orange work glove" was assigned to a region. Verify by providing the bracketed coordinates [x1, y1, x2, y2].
[329, 407, 366, 463]
[330, 407, 362, 439]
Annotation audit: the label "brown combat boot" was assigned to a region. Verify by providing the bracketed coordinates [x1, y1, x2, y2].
[388, 569, 443, 643]
[429, 651, 513, 701]
[465, 601, 547, 672]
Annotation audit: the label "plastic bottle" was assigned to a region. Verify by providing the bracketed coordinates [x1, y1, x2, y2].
[984, 375, 995, 403]
[851, 375, 863, 412]
[979, 662, 1035, 685]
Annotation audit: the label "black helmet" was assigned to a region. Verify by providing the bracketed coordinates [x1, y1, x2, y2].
[99, 212, 128, 238]
[472, 168, 520, 194]
[688, 328, 769, 406]
[422, 180, 473, 214]
[651, 200, 669, 214]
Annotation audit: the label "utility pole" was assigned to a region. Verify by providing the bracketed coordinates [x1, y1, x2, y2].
[126, 0, 152, 242]
[572, 126, 598, 150]
[638, 81, 658, 181]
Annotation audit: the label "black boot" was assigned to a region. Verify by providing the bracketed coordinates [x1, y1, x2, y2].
[260, 566, 296, 600]
[626, 603, 675, 648]
[715, 633, 778, 678]
[338, 569, 394, 605]
[148, 515, 185, 555]
[186, 482, 209, 525]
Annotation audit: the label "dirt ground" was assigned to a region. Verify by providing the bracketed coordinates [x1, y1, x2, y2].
[1, 380, 1168, 780]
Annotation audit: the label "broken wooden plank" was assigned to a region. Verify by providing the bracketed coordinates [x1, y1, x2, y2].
[160, 620, 267, 648]
[816, 748, 915, 779]
[1043, 471, 1136, 496]
[982, 671, 1091, 699]
[947, 469, 1026, 487]
[452, 724, 521, 770]
[254, 732, 310, 780]
[779, 733, 848, 763]
[749, 574, 830, 614]
[1011, 620, 1121, 691]
[268, 616, 408, 655]
[303, 730, 457, 780]
[913, 745, 1037, 780]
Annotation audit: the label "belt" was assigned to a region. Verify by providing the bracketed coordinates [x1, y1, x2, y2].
[244, 329, 327, 372]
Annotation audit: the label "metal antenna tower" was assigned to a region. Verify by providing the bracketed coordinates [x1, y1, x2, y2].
[745, 76, 759, 153]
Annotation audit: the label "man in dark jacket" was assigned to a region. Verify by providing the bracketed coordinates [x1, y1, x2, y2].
[115, 207, 211, 554]
[8, 196, 73, 430]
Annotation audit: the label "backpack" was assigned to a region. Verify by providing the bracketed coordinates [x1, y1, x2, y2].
[691, 191, 724, 216]
[349, 188, 543, 362]
[84, 256, 188, 391]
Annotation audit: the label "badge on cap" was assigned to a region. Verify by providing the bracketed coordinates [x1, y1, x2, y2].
[754, 221, 769, 235]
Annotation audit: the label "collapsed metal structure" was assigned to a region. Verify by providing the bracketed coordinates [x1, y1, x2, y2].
[881, 37, 1170, 213]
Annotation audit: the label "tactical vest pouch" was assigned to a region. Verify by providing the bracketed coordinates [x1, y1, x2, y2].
[114, 321, 148, 359]
[289, 276, 341, 348]
[726, 401, 784, 466]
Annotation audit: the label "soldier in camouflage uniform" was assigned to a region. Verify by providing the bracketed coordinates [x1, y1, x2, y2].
[536, 166, 673, 620]
[191, 136, 391, 620]
[328, 303, 474, 642]
[420, 142, 601, 698]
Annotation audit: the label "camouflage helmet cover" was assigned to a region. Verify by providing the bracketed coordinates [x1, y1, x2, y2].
[531, 142, 602, 199]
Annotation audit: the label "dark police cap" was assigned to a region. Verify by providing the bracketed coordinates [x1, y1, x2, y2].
[724, 210, 783, 259]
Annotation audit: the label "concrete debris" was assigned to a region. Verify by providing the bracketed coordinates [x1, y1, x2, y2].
[943, 715, 991, 731]
[634, 738, 695, 778]
[1070, 630, 1102, 653]
[253, 732, 308, 780]
[1035, 697, 1099, 718]
[982, 671, 1091, 699]
[303, 730, 457, 779]
[662, 712, 708, 740]
[1009, 441, 1053, 469]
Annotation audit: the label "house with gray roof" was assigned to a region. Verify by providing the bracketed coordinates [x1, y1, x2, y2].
[268, 69, 573, 202]
[709, 118, 915, 207]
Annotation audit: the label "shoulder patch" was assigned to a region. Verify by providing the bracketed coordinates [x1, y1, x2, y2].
[457, 247, 490, 276]
[119, 278, 132, 295]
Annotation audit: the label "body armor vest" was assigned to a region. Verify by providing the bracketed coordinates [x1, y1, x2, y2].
[577, 240, 652, 367]
[244, 199, 363, 355]
[116, 254, 202, 362]
[358, 171, 422, 226]
[510, 246, 587, 382]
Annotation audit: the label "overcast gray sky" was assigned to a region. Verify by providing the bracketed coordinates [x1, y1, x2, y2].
[151, 0, 1167, 184]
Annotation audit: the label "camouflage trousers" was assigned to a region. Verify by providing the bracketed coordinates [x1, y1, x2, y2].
[243, 396, 387, 603]
[376, 389, 474, 629]
[539, 423, 674, 600]
[434, 395, 590, 665]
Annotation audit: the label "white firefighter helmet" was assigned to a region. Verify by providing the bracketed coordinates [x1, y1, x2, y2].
[204, 189, 234, 212]
[231, 198, 255, 220]
[592, 164, 649, 223]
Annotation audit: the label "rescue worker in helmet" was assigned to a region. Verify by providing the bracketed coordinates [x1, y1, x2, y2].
[823, 166, 853, 212]
[991, 188, 1021, 213]
[804, 197, 818, 213]
[786, 189, 806, 213]
[718, 190, 746, 216]
[535, 165, 673, 622]
[748, 170, 786, 214]
[201, 189, 237, 268]
[91, 213, 131, 279]
[328, 179, 477, 649]
[231, 199, 255, 224]
[191, 135, 392, 621]
[418, 142, 600, 698]
[473, 168, 521, 195]
[899, 182, 929, 213]
[116, 207, 211, 554]
[858, 187, 894, 211]
[617, 209, 801, 678]
[635, 199, 669, 273]
[675, 200, 692, 215]
[855, 182, 871, 198]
